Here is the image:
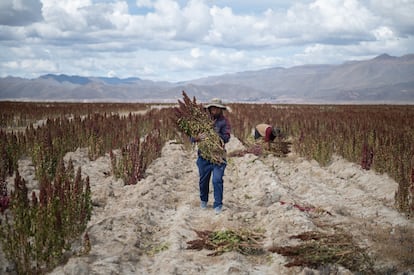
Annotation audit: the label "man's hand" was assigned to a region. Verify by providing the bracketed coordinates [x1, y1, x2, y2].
[195, 133, 206, 142]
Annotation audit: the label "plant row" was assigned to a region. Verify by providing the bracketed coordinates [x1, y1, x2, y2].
[0, 101, 152, 128]
[0, 161, 91, 274]
[0, 100, 413, 275]
[0, 104, 178, 273]
[227, 103, 414, 217]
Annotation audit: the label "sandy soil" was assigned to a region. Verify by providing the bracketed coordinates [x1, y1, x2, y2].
[1, 135, 413, 274]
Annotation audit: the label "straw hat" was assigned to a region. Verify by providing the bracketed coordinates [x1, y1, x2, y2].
[204, 98, 226, 109]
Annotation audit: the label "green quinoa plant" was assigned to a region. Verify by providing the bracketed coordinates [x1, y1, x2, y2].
[187, 228, 265, 256]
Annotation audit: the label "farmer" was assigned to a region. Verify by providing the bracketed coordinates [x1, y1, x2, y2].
[254, 123, 282, 147]
[192, 98, 231, 214]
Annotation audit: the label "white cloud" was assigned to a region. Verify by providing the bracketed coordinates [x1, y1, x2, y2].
[32, 0, 383, 50]
[41, 0, 91, 31]
[309, 0, 372, 31]
[42, 0, 92, 14]
[4, 59, 58, 73]
[105, 2, 132, 29]
[276, 0, 379, 45]
[209, 49, 245, 64]
[367, 0, 414, 35]
[372, 26, 395, 40]
[136, 0, 153, 8]
[139, 66, 155, 76]
[179, 0, 211, 39]
[205, 6, 258, 46]
[190, 48, 203, 58]
[0, 0, 413, 81]
[169, 55, 194, 69]
[107, 70, 117, 77]
[252, 55, 283, 68]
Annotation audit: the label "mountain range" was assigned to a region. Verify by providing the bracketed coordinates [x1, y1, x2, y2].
[1, 53, 413, 103]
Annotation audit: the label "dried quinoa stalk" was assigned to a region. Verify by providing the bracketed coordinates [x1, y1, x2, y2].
[175, 91, 226, 164]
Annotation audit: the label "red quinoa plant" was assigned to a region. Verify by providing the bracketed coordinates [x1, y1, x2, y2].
[0, 160, 91, 274]
[227, 104, 414, 217]
[175, 91, 227, 164]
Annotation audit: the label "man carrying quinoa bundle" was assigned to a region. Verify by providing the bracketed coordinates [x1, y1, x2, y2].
[191, 98, 231, 214]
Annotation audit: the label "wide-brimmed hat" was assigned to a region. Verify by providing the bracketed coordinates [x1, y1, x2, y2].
[204, 98, 226, 109]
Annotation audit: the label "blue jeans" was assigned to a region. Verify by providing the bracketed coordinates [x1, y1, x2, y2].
[196, 156, 227, 209]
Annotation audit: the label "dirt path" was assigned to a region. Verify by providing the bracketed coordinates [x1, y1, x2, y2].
[2, 136, 412, 274]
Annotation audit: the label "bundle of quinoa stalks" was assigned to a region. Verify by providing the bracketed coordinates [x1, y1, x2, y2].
[175, 91, 226, 164]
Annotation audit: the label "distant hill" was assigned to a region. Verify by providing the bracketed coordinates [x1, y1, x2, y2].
[40, 74, 92, 85]
[1, 54, 413, 103]
[40, 74, 142, 85]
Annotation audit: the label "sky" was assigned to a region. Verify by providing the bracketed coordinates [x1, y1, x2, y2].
[0, 0, 413, 82]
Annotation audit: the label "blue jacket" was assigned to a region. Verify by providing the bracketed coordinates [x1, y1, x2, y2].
[214, 115, 231, 145]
